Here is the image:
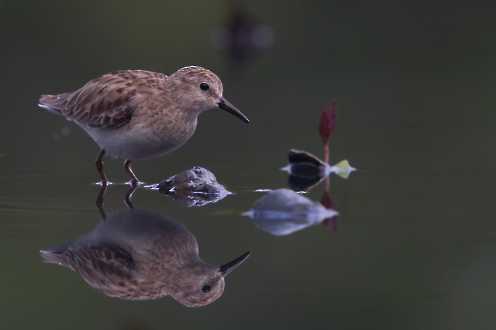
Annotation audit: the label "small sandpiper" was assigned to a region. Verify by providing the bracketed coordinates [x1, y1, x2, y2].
[40, 208, 250, 306]
[38, 66, 250, 184]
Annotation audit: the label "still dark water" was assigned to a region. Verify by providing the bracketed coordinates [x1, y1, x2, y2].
[1, 1, 496, 329]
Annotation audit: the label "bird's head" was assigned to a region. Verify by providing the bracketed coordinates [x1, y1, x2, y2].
[170, 66, 250, 124]
[171, 251, 250, 307]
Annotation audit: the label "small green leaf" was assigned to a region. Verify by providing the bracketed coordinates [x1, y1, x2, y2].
[331, 160, 356, 179]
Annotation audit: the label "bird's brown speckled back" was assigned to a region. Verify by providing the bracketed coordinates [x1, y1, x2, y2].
[40, 70, 168, 129]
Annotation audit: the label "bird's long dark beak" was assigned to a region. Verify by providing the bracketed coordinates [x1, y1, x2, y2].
[218, 97, 250, 124]
[219, 251, 251, 276]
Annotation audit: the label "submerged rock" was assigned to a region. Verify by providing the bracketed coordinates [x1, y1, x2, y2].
[282, 149, 330, 178]
[281, 149, 356, 190]
[281, 149, 329, 191]
[147, 166, 231, 207]
[243, 189, 338, 236]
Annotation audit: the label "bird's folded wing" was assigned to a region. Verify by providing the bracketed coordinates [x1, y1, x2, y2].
[70, 244, 136, 278]
[63, 70, 167, 129]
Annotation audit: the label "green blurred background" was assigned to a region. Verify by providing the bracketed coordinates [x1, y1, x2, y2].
[1, 1, 495, 329]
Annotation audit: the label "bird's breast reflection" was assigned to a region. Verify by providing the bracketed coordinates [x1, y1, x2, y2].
[40, 209, 249, 307]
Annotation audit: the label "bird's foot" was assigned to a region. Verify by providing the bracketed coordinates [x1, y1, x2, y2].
[95, 180, 113, 186]
[126, 179, 144, 187]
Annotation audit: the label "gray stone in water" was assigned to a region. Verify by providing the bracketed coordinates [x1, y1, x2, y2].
[243, 188, 338, 236]
[150, 166, 231, 207]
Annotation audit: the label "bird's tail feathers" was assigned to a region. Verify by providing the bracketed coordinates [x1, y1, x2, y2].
[38, 93, 69, 115]
[40, 245, 70, 268]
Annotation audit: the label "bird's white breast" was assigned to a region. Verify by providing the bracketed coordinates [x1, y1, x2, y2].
[83, 124, 184, 160]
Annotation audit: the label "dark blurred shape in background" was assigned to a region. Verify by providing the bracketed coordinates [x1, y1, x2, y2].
[213, 0, 273, 69]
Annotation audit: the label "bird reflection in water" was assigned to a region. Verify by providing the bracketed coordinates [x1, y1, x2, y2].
[40, 194, 250, 307]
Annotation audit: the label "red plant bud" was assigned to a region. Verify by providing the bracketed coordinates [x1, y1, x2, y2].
[319, 100, 337, 144]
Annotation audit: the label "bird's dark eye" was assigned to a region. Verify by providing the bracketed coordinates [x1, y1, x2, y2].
[201, 285, 212, 293]
[200, 82, 210, 91]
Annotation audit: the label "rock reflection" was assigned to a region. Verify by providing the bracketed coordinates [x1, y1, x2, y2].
[243, 189, 337, 236]
[40, 208, 249, 307]
[146, 166, 231, 207]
